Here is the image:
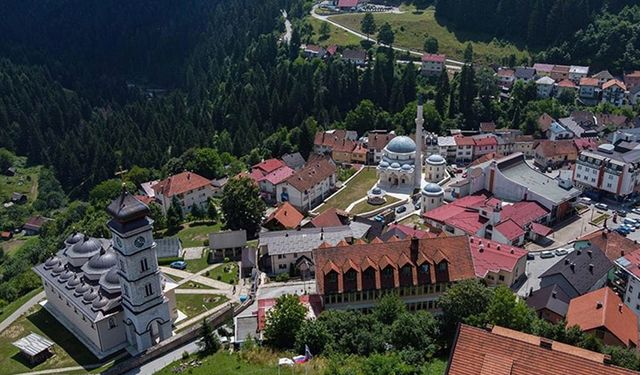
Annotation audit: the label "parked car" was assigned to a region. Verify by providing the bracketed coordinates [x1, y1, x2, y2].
[617, 210, 628, 217]
[616, 227, 630, 236]
[622, 224, 636, 232]
[462, 172, 468, 178]
[623, 218, 637, 225]
[540, 251, 555, 259]
[527, 253, 535, 260]
[578, 197, 592, 205]
[396, 206, 407, 214]
[374, 214, 385, 222]
[170, 260, 187, 270]
[554, 248, 569, 256]
[632, 208, 640, 215]
[595, 203, 608, 211]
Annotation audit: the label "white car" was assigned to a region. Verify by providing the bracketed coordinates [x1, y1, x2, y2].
[595, 203, 608, 211]
[540, 251, 555, 259]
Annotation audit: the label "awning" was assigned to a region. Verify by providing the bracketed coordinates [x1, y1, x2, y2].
[12, 332, 54, 357]
[531, 222, 553, 237]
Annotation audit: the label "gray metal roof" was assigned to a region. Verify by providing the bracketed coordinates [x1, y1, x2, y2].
[540, 245, 613, 295]
[282, 153, 306, 170]
[13, 333, 54, 356]
[155, 237, 182, 258]
[106, 191, 149, 222]
[525, 284, 570, 317]
[209, 230, 247, 250]
[497, 156, 581, 205]
[259, 226, 352, 255]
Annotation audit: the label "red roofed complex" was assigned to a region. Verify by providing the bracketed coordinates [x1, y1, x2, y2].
[314, 129, 357, 154]
[447, 324, 640, 375]
[566, 287, 638, 348]
[421, 54, 446, 77]
[337, 0, 358, 9]
[263, 202, 304, 230]
[307, 207, 350, 228]
[467, 236, 527, 286]
[313, 236, 476, 311]
[255, 295, 323, 335]
[277, 157, 337, 212]
[252, 159, 285, 176]
[153, 171, 215, 213]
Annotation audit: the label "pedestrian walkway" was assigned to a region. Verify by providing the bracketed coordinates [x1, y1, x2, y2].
[0, 290, 45, 333]
[174, 302, 231, 331]
[175, 289, 222, 295]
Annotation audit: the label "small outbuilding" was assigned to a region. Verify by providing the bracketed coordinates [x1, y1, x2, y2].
[12, 332, 55, 365]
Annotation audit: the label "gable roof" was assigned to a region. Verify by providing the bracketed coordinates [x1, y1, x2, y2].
[580, 77, 599, 87]
[566, 287, 638, 347]
[538, 113, 555, 132]
[603, 79, 626, 91]
[381, 224, 436, 241]
[447, 324, 640, 375]
[526, 284, 570, 317]
[252, 159, 286, 175]
[577, 229, 640, 261]
[153, 171, 212, 198]
[260, 225, 352, 256]
[282, 152, 306, 170]
[535, 139, 577, 158]
[285, 158, 336, 192]
[539, 245, 613, 295]
[593, 70, 614, 80]
[367, 131, 395, 151]
[558, 79, 578, 88]
[258, 165, 295, 185]
[342, 49, 367, 61]
[209, 230, 247, 250]
[264, 202, 304, 229]
[422, 53, 446, 63]
[468, 236, 527, 278]
[309, 208, 350, 228]
[533, 63, 554, 73]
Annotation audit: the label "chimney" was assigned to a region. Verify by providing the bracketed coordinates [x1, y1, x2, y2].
[479, 245, 484, 253]
[596, 301, 603, 309]
[470, 237, 474, 243]
[497, 244, 501, 250]
[570, 263, 575, 272]
[539, 337, 553, 349]
[187, 172, 191, 180]
[487, 242, 491, 248]
[621, 250, 625, 256]
[604, 355, 612, 365]
[619, 304, 623, 312]
[602, 230, 607, 238]
[587, 250, 592, 257]
[510, 249, 515, 254]
[589, 264, 594, 273]
[285, 233, 289, 237]
[552, 291, 557, 299]
[485, 324, 494, 332]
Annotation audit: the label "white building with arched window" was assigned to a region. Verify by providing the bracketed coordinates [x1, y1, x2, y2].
[376, 136, 418, 189]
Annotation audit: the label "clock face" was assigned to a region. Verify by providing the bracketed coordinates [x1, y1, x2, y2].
[115, 236, 123, 247]
[134, 236, 146, 248]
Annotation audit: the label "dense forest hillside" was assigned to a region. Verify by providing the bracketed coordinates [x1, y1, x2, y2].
[435, 0, 640, 72]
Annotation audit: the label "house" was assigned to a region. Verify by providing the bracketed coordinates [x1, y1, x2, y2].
[593, 70, 614, 86]
[306, 207, 350, 228]
[380, 224, 435, 242]
[421, 54, 446, 77]
[514, 66, 536, 82]
[424, 194, 552, 247]
[314, 129, 358, 155]
[336, 0, 359, 11]
[209, 230, 247, 261]
[613, 247, 640, 319]
[467, 236, 527, 287]
[533, 63, 554, 77]
[314, 235, 477, 311]
[331, 139, 357, 164]
[23, 215, 49, 235]
[496, 68, 515, 88]
[263, 202, 304, 230]
[140, 179, 159, 198]
[534, 139, 577, 169]
[557, 79, 578, 96]
[574, 142, 640, 199]
[602, 80, 627, 107]
[153, 171, 216, 214]
[550, 64, 571, 81]
[471, 135, 497, 157]
[326, 45, 338, 57]
[624, 71, 640, 91]
[276, 158, 337, 212]
[579, 77, 600, 102]
[566, 287, 638, 348]
[4, 166, 16, 176]
[282, 152, 306, 171]
[341, 49, 367, 66]
[536, 76, 555, 98]
[559, 111, 599, 138]
[257, 166, 295, 202]
[453, 136, 475, 164]
[1, 231, 13, 240]
[573, 138, 598, 153]
[11, 192, 27, 204]
[446, 324, 640, 375]
[437, 136, 458, 162]
[547, 121, 574, 141]
[211, 176, 228, 197]
[537, 113, 555, 134]
[539, 245, 612, 298]
[629, 85, 640, 105]
[514, 135, 536, 157]
[365, 130, 395, 164]
[259, 225, 353, 275]
[569, 65, 590, 83]
[462, 153, 581, 223]
[154, 237, 182, 259]
[526, 284, 570, 323]
[303, 44, 326, 59]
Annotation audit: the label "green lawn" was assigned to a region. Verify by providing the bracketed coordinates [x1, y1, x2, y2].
[327, 5, 528, 64]
[0, 306, 99, 374]
[169, 221, 221, 247]
[207, 262, 239, 284]
[0, 165, 40, 204]
[175, 294, 228, 318]
[308, 17, 362, 47]
[185, 252, 213, 273]
[178, 280, 214, 290]
[349, 195, 401, 215]
[0, 288, 42, 326]
[314, 167, 378, 214]
[398, 214, 428, 230]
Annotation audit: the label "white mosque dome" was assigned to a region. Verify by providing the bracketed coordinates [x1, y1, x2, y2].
[401, 164, 412, 171]
[390, 162, 401, 169]
[422, 183, 444, 195]
[386, 136, 416, 154]
[426, 154, 446, 165]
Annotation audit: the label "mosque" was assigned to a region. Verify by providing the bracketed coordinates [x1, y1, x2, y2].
[374, 96, 446, 213]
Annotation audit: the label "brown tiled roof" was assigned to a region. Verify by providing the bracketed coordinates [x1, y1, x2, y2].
[314, 130, 353, 149]
[285, 158, 336, 192]
[577, 229, 640, 261]
[603, 79, 627, 91]
[580, 77, 599, 87]
[566, 287, 638, 348]
[313, 236, 476, 295]
[310, 208, 349, 228]
[332, 139, 357, 153]
[480, 122, 496, 132]
[153, 171, 211, 197]
[538, 113, 555, 132]
[264, 202, 304, 229]
[368, 132, 395, 151]
[535, 139, 577, 158]
[447, 324, 640, 375]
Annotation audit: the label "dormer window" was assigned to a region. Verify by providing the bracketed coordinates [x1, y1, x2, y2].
[437, 261, 448, 272]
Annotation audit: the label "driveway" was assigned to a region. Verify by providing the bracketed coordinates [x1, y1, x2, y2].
[516, 252, 570, 298]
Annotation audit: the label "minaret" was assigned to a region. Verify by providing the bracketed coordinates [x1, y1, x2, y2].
[415, 95, 424, 189]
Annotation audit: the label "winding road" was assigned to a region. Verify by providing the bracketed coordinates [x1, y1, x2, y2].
[310, 5, 464, 72]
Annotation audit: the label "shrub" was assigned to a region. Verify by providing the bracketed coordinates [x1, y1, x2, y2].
[275, 273, 290, 282]
[217, 275, 222, 281]
[182, 351, 190, 360]
[203, 239, 209, 246]
[157, 256, 184, 266]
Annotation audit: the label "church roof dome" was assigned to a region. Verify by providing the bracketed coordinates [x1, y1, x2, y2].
[74, 238, 102, 254]
[422, 183, 444, 195]
[75, 282, 90, 295]
[59, 270, 74, 281]
[86, 249, 117, 271]
[92, 296, 109, 310]
[52, 263, 65, 275]
[107, 191, 150, 222]
[67, 275, 82, 287]
[44, 256, 62, 269]
[83, 288, 99, 302]
[401, 164, 412, 170]
[385, 136, 416, 154]
[100, 268, 121, 292]
[65, 232, 85, 245]
[426, 154, 446, 165]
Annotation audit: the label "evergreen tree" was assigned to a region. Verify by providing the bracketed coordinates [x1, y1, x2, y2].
[377, 23, 395, 46]
[319, 22, 330, 41]
[435, 70, 450, 116]
[360, 13, 377, 40]
[207, 198, 218, 221]
[463, 43, 474, 63]
[423, 36, 439, 53]
[198, 319, 221, 354]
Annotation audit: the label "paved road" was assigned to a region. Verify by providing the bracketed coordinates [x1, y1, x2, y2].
[123, 339, 201, 375]
[311, 5, 464, 71]
[0, 290, 45, 333]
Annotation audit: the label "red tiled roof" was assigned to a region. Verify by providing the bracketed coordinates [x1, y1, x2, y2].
[264, 202, 304, 229]
[580, 77, 599, 87]
[494, 219, 525, 241]
[473, 137, 497, 147]
[552, 65, 571, 73]
[153, 172, 212, 198]
[314, 130, 354, 149]
[304, 44, 323, 53]
[558, 79, 577, 88]
[538, 113, 555, 132]
[531, 222, 553, 237]
[566, 287, 638, 348]
[422, 53, 446, 63]
[337, 0, 358, 7]
[535, 139, 577, 158]
[617, 248, 640, 280]
[500, 201, 548, 228]
[577, 229, 640, 261]
[258, 166, 295, 185]
[448, 324, 640, 375]
[326, 45, 338, 56]
[496, 69, 515, 78]
[603, 79, 626, 91]
[252, 159, 286, 175]
[468, 236, 527, 277]
[332, 139, 357, 153]
[574, 138, 599, 151]
[134, 195, 155, 206]
[454, 136, 476, 146]
[309, 208, 349, 228]
[367, 132, 395, 151]
[285, 158, 336, 192]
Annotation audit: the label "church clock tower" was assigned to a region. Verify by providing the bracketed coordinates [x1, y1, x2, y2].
[107, 190, 172, 354]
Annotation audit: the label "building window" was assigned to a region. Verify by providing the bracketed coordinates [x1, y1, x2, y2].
[498, 275, 505, 281]
[109, 318, 116, 329]
[630, 285, 633, 293]
[437, 262, 448, 272]
[628, 296, 632, 303]
[140, 258, 149, 272]
[145, 283, 153, 297]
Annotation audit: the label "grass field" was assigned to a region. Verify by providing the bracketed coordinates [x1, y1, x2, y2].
[308, 17, 362, 47]
[0, 164, 40, 204]
[177, 280, 214, 290]
[0, 306, 99, 374]
[398, 213, 428, 230]
[0, 288, 42, 326]
[185, 252, 212, 273]
[208, 262, 239, 284]
[169, 221, 221, 248]
[3, 235, 39, 256]
[327, 5, 528, 64]
[175, 294, 228, 318]
[349, 195, 401, 215]
[314, 167, 378, 214]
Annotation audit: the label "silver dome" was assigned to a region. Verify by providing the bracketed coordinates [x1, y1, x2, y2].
[426, 154, 446, 165]
[422, 183, 444, 195]
[385, 136, 416, 154]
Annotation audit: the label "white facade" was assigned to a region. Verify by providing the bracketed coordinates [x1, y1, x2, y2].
[425, 154, 446, 183]
[421, 183, 444, 214]
[156, 185, 216, 214]
[536, 77, 555, 98]
[569, 65, 589, 83]
[574, 147, 640, 198]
